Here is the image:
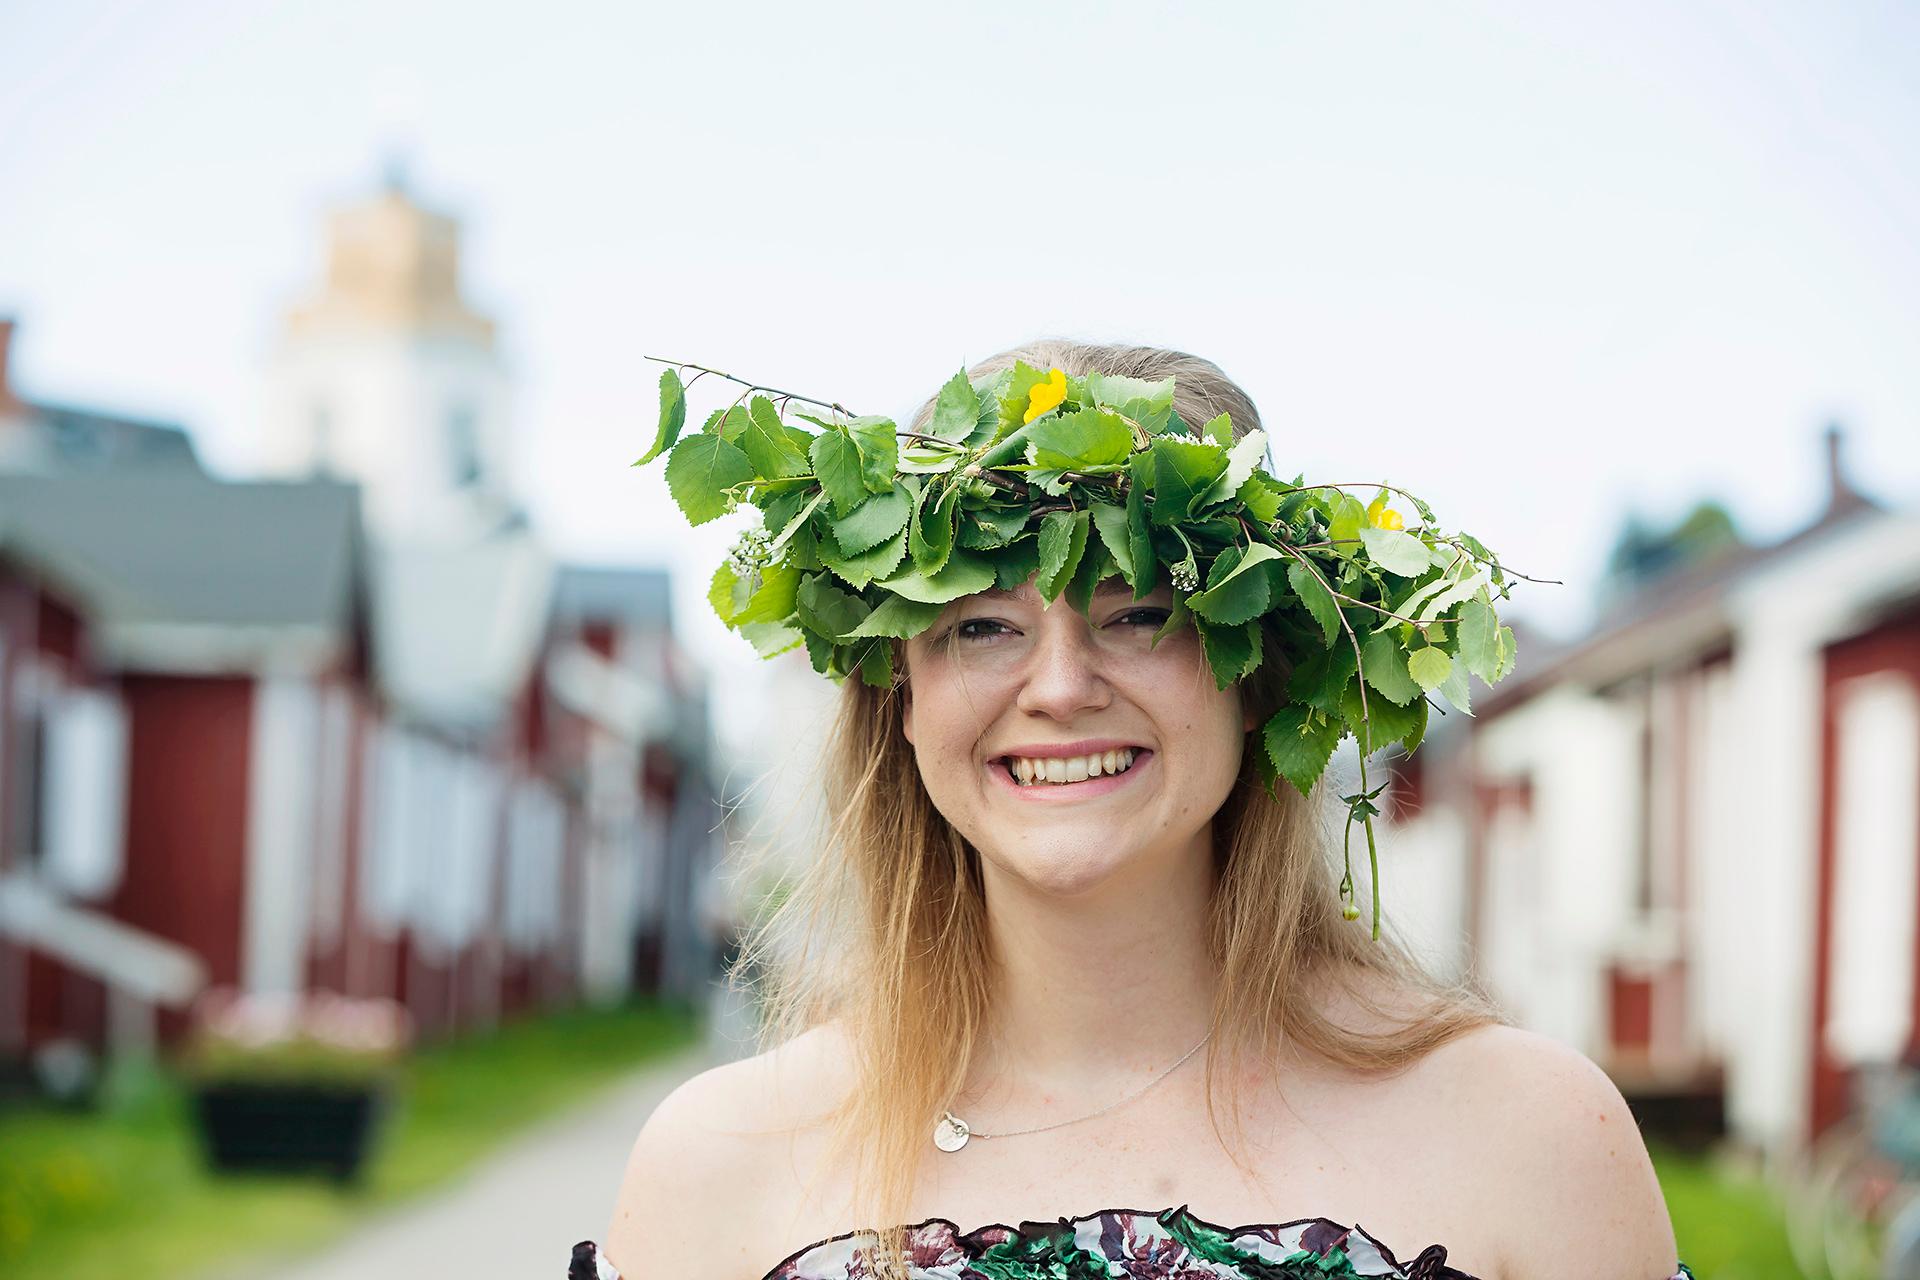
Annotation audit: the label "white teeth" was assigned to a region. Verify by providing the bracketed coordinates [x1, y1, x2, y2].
[1002, 748, 1140, 787]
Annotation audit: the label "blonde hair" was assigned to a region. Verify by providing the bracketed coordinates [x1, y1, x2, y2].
[728, 337, 1503, 1278]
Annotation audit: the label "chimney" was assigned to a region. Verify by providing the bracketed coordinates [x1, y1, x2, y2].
[1821, 420, 1872, 523]
[0, 317, 24, 417]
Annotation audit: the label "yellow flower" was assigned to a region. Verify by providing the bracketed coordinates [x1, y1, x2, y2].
[1023, 367, 1068, 424]
[1366, 488, 1404, 531]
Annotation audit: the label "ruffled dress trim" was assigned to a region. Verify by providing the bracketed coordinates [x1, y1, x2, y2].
[570, 1203, 1696, 1279]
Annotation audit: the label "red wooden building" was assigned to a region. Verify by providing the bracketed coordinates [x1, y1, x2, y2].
[0, 320, 719, 1094]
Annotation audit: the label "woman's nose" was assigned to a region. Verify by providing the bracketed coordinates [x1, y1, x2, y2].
[1012, 614, 1112, 720]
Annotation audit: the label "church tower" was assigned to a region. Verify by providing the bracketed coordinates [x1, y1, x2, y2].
[260, 162, 518, 541]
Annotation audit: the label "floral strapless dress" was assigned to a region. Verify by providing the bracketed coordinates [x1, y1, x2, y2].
[567, 1203, 1695, 1279]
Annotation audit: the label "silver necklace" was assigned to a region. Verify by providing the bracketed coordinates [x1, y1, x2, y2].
[932, 1029, 1212, 1152]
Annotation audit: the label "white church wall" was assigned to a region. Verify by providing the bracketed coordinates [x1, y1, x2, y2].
[260, 331, 513, 541]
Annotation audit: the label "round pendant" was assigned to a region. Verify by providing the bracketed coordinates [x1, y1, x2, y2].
[932, 1111, 971, 1152]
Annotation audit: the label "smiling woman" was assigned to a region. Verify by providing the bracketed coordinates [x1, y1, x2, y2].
[900, 573, 1248, 905]
[586, 340, 1691, 1280]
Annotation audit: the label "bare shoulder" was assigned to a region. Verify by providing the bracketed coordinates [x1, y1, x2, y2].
[602, 1022, 854, 1280]
[1426, 1024, 1680, 1280]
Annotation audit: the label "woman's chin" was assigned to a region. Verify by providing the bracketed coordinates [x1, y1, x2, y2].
[994, 844, 1143, 900]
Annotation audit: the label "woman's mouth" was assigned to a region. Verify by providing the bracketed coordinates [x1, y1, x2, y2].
[986, 748, 1154, 799]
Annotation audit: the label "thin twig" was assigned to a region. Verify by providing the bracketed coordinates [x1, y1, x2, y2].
[1273, 480, 1431, 508]
[1432, 535, 1563, 586]
[643, 355, 859, 420]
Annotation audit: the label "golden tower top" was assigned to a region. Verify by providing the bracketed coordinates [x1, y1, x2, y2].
[287, 166, 495, 346]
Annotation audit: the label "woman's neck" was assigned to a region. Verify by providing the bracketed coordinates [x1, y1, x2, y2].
[963, 828, 1222, 1111]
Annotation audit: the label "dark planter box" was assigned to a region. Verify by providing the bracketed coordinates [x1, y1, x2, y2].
[191, 1079, 391, 1184]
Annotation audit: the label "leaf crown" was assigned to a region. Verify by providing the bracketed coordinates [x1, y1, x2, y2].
[635, 356, 1526, 937]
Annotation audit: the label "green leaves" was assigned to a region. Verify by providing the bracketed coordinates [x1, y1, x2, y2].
[1341, 676, 1427, 754]
[846, 593, 946, 639]
[878, 550, 996, 603]
[1407, 645, 1453, 691]
[810, 429, 866, 518]
[634, 358, 1530, 890]
[1456, 595, 1501, 684]
[830, 484, 913, 554]
[822, 528, 907, 589]
[1360, 627, 1422, 706]
[1197, 617, 1263, 689]
[1084, 372, 1175, 434]
[1186, 543, 1283, 626]
[1124, 479, 1153, 598]
[1328, 493, 1366, 555]
[1090, 502, 1134, 586]
[1286, 558, 1341, 645]
[910, 481, 960, 575]
[1035, 509, 1090, 602]
[1197, 429, 1266, 510]
[1236, 470, 1284, 524]
[665, 433, 754, 525]
[1359, 525, 1430, 577]
[846, 416, 899, 492]
[1149, 438, 1229, 525]
[732, 563, 799, 627]
[959, 503, 1027, 549]
[1027, 408, 1134, 469]
[927, 369, 980, 443]
[1263, 706, 1343, 798]
[741, 395, 809, 480]
[1151, 589, 1190, 649]
[1290, 639, 1357, 718]
[635, 367, 686, 466]
[796, 573, 870, 640]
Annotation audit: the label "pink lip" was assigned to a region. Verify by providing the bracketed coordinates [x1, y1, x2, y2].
[986, 749, 1155, 800]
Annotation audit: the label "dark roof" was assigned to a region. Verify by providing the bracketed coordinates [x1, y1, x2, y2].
[551, 563, 672, 628]
[1482, 492, 1887, 715]
[16, 399, 204, 473]
[0, 471, 359, 629]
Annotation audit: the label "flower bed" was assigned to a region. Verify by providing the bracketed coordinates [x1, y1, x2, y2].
[179, 989, 412, 1185]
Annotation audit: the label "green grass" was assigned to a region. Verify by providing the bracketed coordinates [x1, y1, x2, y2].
[1652, 1141, 1802, 1280]
[0, 998, 702, 1280]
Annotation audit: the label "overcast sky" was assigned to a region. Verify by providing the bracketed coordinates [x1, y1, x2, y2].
[3, 0, 1917, 751]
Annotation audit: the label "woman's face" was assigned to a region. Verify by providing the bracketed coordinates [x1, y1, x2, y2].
[901, 572, 1254, 898]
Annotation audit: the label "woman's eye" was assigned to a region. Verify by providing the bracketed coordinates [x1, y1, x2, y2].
[953, 609, 1169, 642]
